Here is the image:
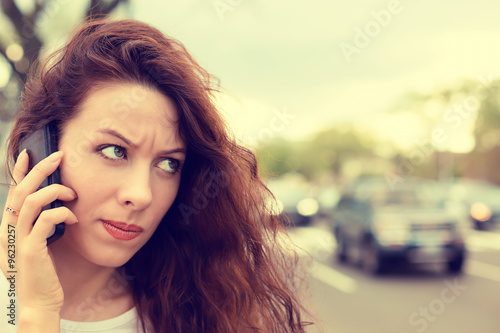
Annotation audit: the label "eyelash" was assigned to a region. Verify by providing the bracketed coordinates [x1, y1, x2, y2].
[95, 144, 182, 175]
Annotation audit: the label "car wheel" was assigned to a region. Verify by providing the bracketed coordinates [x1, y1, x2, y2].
[473, 220, 483, 230]
[361, 241, 385, 275]
[335, 233, 348, 263]
[447, 255, 464, 274]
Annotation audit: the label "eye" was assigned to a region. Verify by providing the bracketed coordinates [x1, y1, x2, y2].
[99, 145, 126, 160]
[156, 158, 180, 174]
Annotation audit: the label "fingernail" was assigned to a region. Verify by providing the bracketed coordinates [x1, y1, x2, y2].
[17, 148, 27, 161]
[49, 151, 64, 162]
[66, 214, 78, 224]
[69, 188, 78, 199]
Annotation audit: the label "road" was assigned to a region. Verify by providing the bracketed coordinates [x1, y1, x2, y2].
[288, 222, 500, 333]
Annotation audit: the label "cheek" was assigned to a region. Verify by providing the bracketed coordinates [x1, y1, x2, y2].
[59, 135, 95, 170]
[60, 160, 78, 196]
[151, 181, 181, 216]
[60, 159, 112, 209]
[61, 179, 98, 216]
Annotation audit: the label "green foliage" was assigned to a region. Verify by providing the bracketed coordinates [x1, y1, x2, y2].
[255, 125, 378, 180]
[256, 77, 500, 184]
[474, 79, 500, 152]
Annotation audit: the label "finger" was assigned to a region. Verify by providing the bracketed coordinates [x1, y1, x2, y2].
[10, 148, 29, 187]
[2, 150, 29, 226]
[8, 151, 63, 211]
[17, 184, 77, 240]
[25, 207, 78, 248]
[2, 149, 29, 213]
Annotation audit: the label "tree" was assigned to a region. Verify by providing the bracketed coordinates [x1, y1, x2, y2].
[0, 0, 129, 120]
[473, 79, 500, 152]
[255, 124, 381, 181]
[387, 78, 500, 182]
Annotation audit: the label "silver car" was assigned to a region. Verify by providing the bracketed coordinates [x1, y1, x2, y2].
[332, 177, 467, 275]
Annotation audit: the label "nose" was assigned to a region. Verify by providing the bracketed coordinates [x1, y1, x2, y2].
[117, 164, 153, 211]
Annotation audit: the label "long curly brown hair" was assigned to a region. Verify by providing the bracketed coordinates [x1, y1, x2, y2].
[6, 19, 312, 332]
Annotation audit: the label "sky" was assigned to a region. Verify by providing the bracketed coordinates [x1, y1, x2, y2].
[130, 0, 500, 151]
[5, 0, 500, 151]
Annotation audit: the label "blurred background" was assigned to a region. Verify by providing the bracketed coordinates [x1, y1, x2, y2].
[1, 1, 500, 332]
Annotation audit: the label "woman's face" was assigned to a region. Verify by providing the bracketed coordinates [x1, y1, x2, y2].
[55, 82, 185, 267]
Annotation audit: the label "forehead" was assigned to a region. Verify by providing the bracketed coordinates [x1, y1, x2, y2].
[78, 83, 178, 124]
[61, 82, 183, 148]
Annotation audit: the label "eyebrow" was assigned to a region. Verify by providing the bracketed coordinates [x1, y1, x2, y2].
[97, 129, 186, 155]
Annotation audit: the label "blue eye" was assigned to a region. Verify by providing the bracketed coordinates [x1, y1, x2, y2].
[100, 145, 126, 160]
[157, 158, 179, 174]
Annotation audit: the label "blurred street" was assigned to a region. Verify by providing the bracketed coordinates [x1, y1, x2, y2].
[290, 219, 500, 333]
[2, 2, 500, 332]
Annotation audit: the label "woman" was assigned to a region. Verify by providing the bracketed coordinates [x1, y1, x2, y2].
[0, 19, 311, 332]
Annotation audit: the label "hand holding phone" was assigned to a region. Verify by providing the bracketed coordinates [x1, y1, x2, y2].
[18, 122, 65, 244]
[0, 138, 78, 326]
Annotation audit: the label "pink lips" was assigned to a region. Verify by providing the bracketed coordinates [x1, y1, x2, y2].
[102, 220, 143, 241]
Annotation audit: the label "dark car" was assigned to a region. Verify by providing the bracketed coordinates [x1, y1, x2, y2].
[267, 174, 319, 226]
[437, 178, 500, 230]
[332, 178, 466, 275]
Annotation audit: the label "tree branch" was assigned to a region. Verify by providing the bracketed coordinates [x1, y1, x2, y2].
[85, 0, 101, 19]
[1, 0, 42, 73]
[101, 0, 125, 15]
[0, 0, 25, 38]
[0, 42, 19, 81]
[85, 0, 127, 20]
[33, 0, 48, 22]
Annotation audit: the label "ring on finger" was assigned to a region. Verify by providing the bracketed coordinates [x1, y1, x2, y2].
[5, 206, 20, 216]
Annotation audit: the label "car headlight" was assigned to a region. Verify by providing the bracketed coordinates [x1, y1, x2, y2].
[296, 198, 319, 216]
[470, 202, 492, 221]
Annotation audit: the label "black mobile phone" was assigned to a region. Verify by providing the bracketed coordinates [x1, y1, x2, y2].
[18, 121, 65, 245]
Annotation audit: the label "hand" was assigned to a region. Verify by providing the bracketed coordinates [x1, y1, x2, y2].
[0, 150, 78, 315]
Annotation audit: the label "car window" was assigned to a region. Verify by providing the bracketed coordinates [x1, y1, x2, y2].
[351, 181, 443, 209]
[337, 196, 354, 208]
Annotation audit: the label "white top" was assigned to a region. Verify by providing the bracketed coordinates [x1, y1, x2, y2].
[0, 272, 146, 332]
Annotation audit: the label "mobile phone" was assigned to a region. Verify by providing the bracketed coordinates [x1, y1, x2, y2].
[18, 121, 64, 245]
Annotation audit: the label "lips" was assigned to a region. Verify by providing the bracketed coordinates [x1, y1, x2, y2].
[101, 220, 143, 241]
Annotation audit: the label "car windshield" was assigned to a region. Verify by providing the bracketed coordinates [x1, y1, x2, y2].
[353, 180, 443, 209]
[370, 189, 441, 208]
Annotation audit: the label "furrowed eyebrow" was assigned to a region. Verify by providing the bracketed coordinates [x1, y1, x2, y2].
[97, 129, 136, 148]
[96, 129, 186, 155]
[158, 148, 186, 155]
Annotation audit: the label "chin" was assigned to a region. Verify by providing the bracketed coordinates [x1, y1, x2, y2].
[58, 223, 150, 267]
[53, 235, 139, 269]
[86, 249, 136, 268]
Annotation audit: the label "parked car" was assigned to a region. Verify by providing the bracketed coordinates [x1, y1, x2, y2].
[332, 177, 466, 275]
[437, 178, 500, 230]
[267, 173, 319, 227]
[313, 183, 340, 221]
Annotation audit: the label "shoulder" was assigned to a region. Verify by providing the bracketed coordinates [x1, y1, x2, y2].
[60, 307, 148, 333]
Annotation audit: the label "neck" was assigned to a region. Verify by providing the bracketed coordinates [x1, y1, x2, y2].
[49, 238, 134, 321]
